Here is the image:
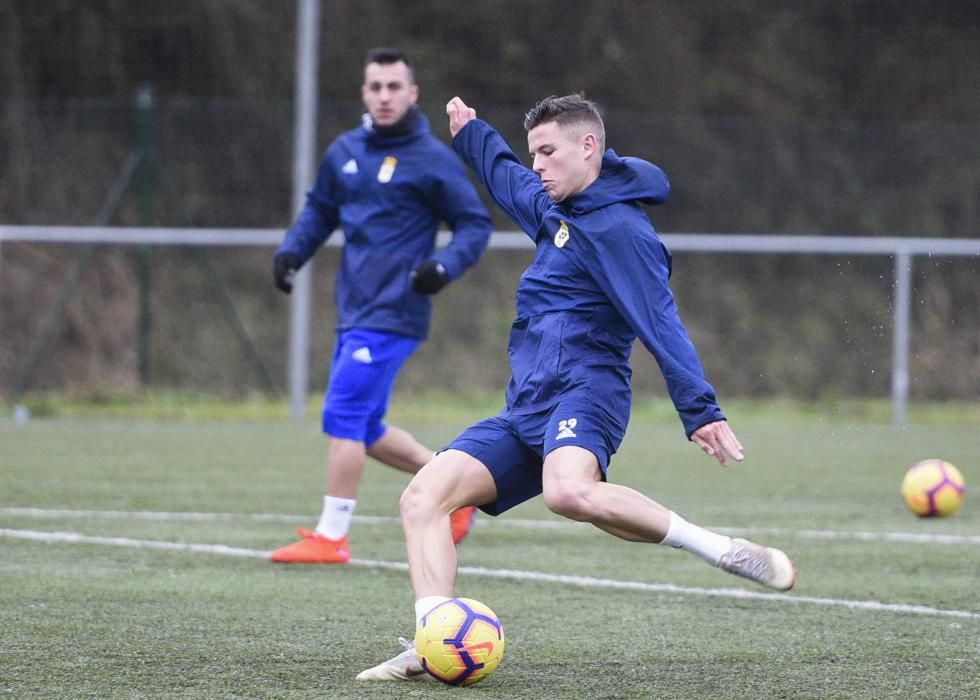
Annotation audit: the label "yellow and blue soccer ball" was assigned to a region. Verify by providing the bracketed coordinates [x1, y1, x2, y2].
[415, 597, 505, 686]
[901, 459, 965, 517]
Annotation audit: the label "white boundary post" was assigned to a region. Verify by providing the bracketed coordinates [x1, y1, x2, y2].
[288, 0, 321, 421]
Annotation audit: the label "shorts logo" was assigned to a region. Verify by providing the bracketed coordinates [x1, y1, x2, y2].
[556, 417, 578, 440]
[352, 347, 373, 364]
[377, 156, 397, 183]
[554, 220, 570, 248]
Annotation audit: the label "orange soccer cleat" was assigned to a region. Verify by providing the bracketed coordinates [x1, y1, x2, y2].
[269, 528, 351, 564]
[449, 506, 477, 545]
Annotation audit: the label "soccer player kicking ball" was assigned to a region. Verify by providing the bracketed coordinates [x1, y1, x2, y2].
[357, 93, 796, 681]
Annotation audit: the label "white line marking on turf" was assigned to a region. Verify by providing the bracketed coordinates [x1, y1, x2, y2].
[3, 507, 980, 545]
[2, 527, 978, 621]
[0, 528, 264, 559]
[1, 507, 312, 523]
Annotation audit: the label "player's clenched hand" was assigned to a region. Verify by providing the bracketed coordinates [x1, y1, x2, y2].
[691, 420, 744, 466]
[446, 97, 476, 138]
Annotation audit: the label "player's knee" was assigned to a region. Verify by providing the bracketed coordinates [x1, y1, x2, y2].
[399, 477, 440, 527]
[542, 480, 592, 521]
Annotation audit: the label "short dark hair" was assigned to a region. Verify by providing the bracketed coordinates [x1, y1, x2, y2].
[365, 47, 415, 82]
[523, 93, 605, 149]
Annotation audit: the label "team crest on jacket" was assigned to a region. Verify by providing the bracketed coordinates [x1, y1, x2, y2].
[377, 156, 397, 183]
[554, 220, 570, 248]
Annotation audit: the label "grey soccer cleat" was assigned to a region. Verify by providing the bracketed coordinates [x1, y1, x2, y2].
[718, 538, 797, 591]
[356, 637, 430, 681]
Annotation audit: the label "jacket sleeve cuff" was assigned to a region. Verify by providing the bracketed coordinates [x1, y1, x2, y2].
[681, 406, 727, 440]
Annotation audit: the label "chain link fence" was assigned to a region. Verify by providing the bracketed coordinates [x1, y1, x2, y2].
[1, 96, 978, 401]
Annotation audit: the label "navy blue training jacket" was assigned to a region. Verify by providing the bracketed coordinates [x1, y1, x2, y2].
[453, 119, 724, 438]
[277, 113, 492, 339]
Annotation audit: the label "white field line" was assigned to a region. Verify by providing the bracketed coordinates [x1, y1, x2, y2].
[2, 527, 978, 621]
[3, 507, 980, 546]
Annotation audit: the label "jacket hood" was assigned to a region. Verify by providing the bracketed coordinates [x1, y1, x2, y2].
[563, 149, 670, 215]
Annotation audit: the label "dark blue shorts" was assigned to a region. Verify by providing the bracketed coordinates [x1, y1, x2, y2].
[321, 328, 421, 445]
[446, 395, 627, 516]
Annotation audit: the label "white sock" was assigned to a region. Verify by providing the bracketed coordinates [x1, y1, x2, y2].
[415, 596, 451, 625]
[661, 511, 732, 565]
[315, 496, 356, 539]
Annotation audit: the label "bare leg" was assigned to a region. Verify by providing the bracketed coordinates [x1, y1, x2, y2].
[328, 425, 433, 498]
[325, 436, 368, 498]
[399, 450, 497, 598]
[541, 446, 796, 590]
[541, 445, 671, 542]
[366, 426, 434, 474]
[325, 425, 433, 498]
[318, 430, 429, 537]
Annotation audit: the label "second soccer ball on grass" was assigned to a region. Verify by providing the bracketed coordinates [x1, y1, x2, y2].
[901, 459, 965, 517]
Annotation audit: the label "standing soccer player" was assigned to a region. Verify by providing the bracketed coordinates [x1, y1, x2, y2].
[357, 93, 796, 680]
[269, 49, 492, 564]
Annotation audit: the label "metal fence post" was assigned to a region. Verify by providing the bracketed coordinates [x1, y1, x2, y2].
[136, 84, 154, 387]
[288, 0, 322, 421]
[891, 249, 912, 426]
[0, 240, 3, 376]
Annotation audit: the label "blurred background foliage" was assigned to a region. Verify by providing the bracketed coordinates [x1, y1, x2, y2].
[0, 0, 977, 402]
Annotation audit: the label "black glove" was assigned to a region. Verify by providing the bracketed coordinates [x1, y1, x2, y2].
[410, 259, 450, 294]
[273, 252, 301, 294]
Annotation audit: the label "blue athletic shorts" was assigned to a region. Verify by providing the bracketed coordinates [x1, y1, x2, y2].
[321, 328, 421, 445]
[446, 395, 628, 516]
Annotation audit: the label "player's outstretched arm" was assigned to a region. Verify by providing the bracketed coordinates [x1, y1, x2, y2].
[691, 420, 744, 466]
[446, 96, 477, 138]
[447, 97, 550, 236]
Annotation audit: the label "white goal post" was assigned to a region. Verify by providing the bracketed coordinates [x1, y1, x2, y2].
[2, 225, 978, 426]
